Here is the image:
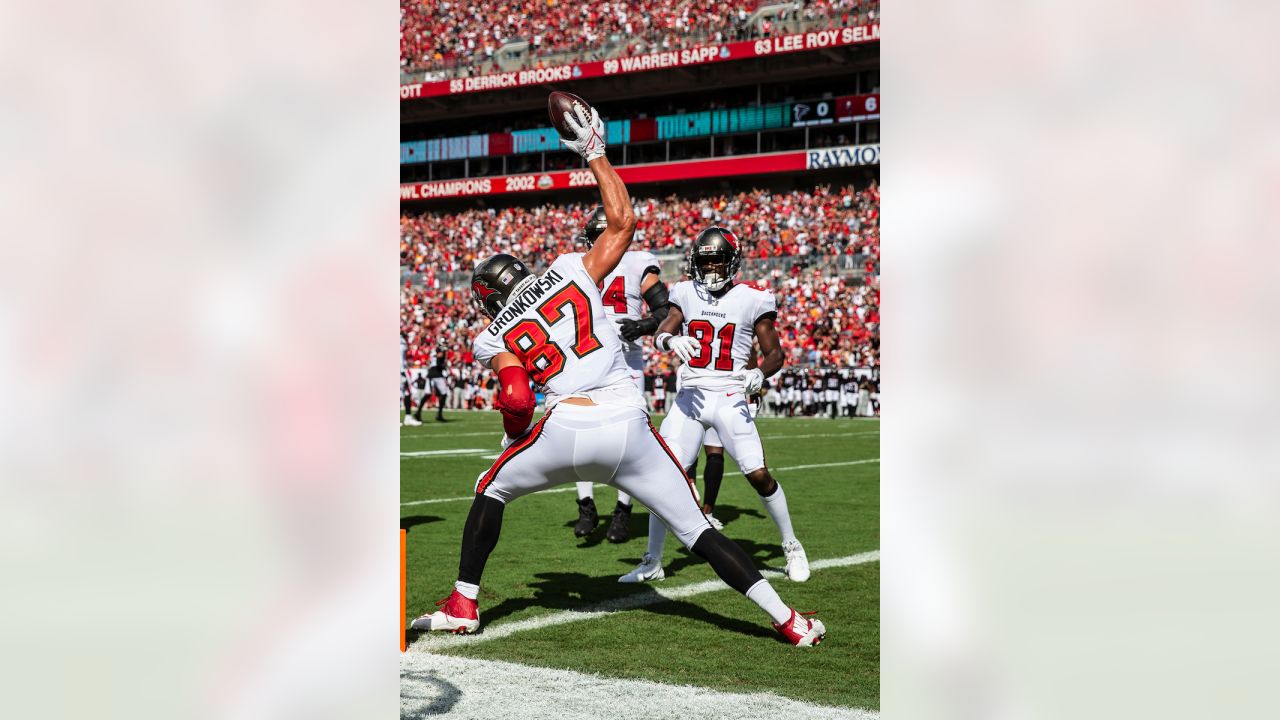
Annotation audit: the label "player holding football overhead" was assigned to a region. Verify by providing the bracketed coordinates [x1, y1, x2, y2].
[566, 206, 671, 543]
[411, 98, 825, 647]
[621, 226, 811, 585]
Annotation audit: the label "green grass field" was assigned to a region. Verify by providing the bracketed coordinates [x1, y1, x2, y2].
[401, 410, 879, 713]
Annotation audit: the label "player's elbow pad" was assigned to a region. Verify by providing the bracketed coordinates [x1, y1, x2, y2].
[496, 366, 535, 435]
[643, 283, 670, 323]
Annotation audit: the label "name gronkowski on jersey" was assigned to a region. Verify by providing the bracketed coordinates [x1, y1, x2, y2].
[568, 250, 660, 348]
[472, 254, 633, 401]
[669, 280, 777, 392]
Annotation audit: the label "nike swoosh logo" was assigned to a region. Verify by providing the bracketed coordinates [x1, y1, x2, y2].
[725, 392, 737, 397]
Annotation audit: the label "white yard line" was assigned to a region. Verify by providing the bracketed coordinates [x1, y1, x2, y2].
[400, 448, 492, 458]
[401, 483, 607, 507]
[401, 651, 878, 720]
[409, 550, 879, 650]
[400, 460, 880, 506]
[772, 459, 880, 472]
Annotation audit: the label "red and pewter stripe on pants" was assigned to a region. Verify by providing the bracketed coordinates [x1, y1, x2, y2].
[475, 412, 552, 495]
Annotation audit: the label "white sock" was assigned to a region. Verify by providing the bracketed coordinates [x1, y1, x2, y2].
[745, 579, 792, 625]
[759, 482, 797, 544]
[454, 581, 479, 600]
[645, 512, 667, 560]
[616, 490, 632, 506]
[576, 481, 593, 500]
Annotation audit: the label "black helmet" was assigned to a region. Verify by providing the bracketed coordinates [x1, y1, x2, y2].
[689, 226, 742, 292]
[575, 206, 608, 248]
[471, 254, 535, 318]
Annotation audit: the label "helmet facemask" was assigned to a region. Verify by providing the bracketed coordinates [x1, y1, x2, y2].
[692, 249, 738, 292]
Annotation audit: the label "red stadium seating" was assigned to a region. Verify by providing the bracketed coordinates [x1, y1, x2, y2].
[401, 0, 880, 78]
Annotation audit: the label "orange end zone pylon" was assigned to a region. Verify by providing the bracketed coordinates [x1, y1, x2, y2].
[400, 528, 407, 653]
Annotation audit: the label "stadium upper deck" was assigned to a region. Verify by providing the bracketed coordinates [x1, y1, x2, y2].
[401, 0, 879, 82]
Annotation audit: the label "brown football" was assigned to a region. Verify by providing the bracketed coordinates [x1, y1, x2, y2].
[548, 91, 592, 140]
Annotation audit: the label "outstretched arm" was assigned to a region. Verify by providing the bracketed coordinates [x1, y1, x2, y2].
[557, 102, 636, 284]
[580, 154, 636, 284]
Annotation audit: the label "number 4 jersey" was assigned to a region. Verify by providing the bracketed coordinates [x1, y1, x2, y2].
[472, 253, 637, 406]
[669, 280, 777, 392]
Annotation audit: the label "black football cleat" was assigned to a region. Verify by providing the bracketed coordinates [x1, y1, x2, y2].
[605, 502, 632, 543]
[573, 497, 599, 537]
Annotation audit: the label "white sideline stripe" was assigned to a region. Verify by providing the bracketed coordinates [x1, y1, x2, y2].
[400, 483, 606, 507]
[773, 459, 880, 472]
[401, 651, 878, 720]
[410, 550, 879, 650]
[399, 459, 880, 505]
[400, 448, 490, 458]
[759, 431, 880, 440]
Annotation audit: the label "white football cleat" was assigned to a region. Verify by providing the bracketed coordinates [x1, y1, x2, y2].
[409, 590, 479, 634]
[618, 553, 665, 583]
[403, 415, 422, 426]
[774, 609, 827, 647]
[782, 539, 810, 582]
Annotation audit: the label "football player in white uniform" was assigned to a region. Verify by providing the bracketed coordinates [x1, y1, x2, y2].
[566, 207, 670, 543]
[411, 102, 824, 647]
[621, 227, 811, 584]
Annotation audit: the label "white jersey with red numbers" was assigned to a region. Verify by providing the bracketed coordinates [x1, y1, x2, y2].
[668, 280, 777, 393]
[568, 249, 659, 388]
[473, 254, 640, 409]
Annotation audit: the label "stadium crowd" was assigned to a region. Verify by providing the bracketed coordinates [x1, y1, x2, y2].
[400, 182, 879, 280]
[400, 183, 878, 412]
[401, 0, 880, 78]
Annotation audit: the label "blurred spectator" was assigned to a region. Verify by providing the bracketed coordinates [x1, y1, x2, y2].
[401, 0, 880, 79]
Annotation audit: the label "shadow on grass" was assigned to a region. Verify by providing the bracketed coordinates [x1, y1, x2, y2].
[477, 571, 777, 641]
[400, 668, 462, 717]
[400, 515, 445, 532]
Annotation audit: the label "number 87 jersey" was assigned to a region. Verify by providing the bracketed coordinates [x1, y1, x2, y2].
[472, 253, 635, 403]
[668, 279, 777, 391]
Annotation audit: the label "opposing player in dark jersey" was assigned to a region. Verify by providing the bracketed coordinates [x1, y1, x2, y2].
[824, 369, 841, 418]
[411, 101, 825, 647]
[425, 341, 449, 422]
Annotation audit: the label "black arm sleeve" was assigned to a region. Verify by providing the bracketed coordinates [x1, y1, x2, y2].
[633, 281, 670, 336]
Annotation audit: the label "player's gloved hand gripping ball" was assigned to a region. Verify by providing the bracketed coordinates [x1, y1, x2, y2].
[549, 91, 606, 162]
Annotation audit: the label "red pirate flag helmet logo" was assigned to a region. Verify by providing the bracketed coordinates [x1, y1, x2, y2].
[472, 279, 498, 301]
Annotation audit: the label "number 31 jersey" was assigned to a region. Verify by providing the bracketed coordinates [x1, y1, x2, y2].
[668, 280, 777, 392]
[473, 253, 633, 402]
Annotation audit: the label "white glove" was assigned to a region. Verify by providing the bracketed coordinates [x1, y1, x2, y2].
[741, 368, 765, 396]
[560, 103, 607, 161]
[667, 335, 701, 364]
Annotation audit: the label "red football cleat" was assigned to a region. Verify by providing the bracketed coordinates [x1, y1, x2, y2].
[409, 590, 480, 634]
[774, 609, 827, 647]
